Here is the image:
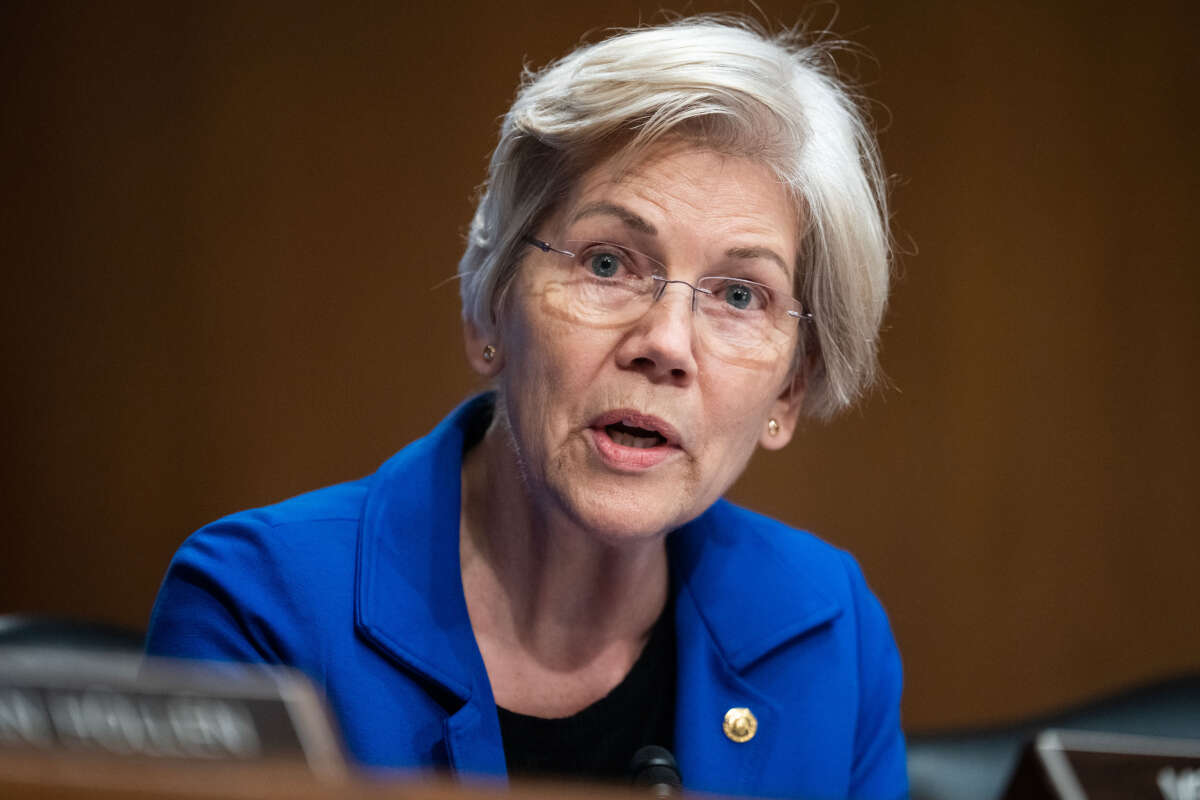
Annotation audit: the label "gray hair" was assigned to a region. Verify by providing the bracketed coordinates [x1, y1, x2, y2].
[458, 17, 890, 419]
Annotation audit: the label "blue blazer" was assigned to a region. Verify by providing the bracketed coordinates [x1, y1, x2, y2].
[147, 394, 907, 799]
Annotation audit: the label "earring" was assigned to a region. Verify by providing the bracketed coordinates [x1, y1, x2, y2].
[482, 344, 496, 363]
[767, 418, 780, 437]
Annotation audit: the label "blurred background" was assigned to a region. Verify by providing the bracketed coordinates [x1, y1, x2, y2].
[1, 0, 1196, 733]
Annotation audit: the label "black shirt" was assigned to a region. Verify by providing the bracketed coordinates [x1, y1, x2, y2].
[497, 594, 676, 783]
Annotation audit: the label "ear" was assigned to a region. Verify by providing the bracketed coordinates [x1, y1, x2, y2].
[759, 375, 804, 450]
[463, 318, 504, 377]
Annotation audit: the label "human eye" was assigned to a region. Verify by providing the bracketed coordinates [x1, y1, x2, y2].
[568, 241, 651, 281]
[585, 249, 623, 278]
[707, 278, 773, 312]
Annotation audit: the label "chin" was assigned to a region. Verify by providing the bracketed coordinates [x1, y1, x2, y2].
[555, 479, 689, 545]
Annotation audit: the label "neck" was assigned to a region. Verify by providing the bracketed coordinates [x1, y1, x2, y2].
[459, 418, 669, 670]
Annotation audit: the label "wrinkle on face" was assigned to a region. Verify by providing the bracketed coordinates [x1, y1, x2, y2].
[530, 275, 795, 373]
[488, 142, 803, 542]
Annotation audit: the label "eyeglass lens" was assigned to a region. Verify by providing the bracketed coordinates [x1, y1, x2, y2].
[533, 239, 805, 365]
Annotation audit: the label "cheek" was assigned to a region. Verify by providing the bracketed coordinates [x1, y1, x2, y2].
[697, 370, 782, 462]
[508, 281, 617, 389]
[703, 362, 782, 424]
[497, 302, 608, 442]
[508, 321, 586, 395]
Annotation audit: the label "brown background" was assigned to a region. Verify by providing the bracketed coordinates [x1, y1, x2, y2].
[2, 0, 1197, 732]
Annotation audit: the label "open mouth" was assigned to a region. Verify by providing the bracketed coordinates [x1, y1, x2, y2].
[588, 410, 680, 470]
[604, 421, 668, 449]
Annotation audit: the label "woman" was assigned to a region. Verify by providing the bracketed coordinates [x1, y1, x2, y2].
[147, 17, 905, 799]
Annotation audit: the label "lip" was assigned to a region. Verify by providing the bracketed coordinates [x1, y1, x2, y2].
[588, 409, 683, 471]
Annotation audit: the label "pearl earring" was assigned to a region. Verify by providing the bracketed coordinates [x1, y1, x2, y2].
[767, 419, 780, 437]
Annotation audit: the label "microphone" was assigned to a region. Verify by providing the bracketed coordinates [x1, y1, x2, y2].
[630, 745, 682, 798]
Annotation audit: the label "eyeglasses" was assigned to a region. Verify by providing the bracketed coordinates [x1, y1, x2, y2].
[525, 236, 812, 364]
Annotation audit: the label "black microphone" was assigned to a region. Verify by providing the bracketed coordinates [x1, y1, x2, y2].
[630, 745, 682, 798]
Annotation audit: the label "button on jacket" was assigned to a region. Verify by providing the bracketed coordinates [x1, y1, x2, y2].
[146, 394, 908, 799]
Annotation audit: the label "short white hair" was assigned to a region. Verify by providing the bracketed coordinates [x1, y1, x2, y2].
[458, 16, 890, 419]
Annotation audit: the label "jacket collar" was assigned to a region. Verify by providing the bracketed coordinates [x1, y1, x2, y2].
[670, 500, 843, 671]
[354, 393, 844, 697]
[354, 393, 491, 705]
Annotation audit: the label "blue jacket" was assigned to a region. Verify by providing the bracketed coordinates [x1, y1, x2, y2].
[146, 394, 907, 799]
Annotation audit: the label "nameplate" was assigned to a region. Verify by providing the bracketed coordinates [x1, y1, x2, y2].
[1005, 729, 1200, 800]
[0, 649, 344, 779]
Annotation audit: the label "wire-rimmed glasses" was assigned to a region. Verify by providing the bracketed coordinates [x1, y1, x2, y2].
[525, 236, 812, 365]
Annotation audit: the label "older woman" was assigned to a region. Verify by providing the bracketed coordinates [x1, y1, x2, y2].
[147, 17, 904, 800]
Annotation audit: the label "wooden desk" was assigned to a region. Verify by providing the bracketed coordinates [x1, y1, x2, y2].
[0, 753, 647, 800]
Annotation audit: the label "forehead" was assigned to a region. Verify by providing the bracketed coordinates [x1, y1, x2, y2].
[560, 143, 800, 263]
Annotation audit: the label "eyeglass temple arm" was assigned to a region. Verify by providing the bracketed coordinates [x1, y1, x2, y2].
[524, 236, 575, 258]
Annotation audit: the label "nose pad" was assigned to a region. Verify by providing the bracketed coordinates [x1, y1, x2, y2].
[652, 277, 701, 313]
[645, 279, 700, 330]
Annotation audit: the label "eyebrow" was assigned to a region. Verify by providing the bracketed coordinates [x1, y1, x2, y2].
[569, 202, 658, 236]
[724, 246, 792, 280]
[570, 201, 791, 279]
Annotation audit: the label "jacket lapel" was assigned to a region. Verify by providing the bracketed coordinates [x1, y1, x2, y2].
[353, 395, 506, 777]
[670, 501, 843, 795]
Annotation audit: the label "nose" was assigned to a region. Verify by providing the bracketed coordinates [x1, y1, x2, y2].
[614, 281, 698, 385]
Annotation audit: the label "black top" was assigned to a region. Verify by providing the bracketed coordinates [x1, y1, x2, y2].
[497, 595, 677, 783]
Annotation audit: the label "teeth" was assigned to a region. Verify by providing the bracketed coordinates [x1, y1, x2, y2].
[610, 430, 658, 449]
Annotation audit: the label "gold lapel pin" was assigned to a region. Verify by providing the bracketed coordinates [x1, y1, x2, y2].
[723, 707, 757, 743]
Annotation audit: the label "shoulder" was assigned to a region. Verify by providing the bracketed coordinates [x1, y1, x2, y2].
[147, 396, 488, 669]
[675, 498, 902, 697]
[171, 479, 369, 581]
[672, 497, 901, 679]
[246, 479, 371, 528]
[682, 498, 878, 613]
[718, 500, 896, 658]
[146, 479, 370, 666]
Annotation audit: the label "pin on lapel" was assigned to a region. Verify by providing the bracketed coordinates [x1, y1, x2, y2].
[723, 707, 757, 743]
